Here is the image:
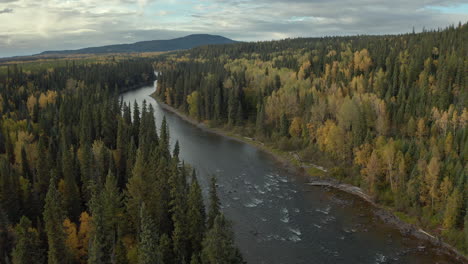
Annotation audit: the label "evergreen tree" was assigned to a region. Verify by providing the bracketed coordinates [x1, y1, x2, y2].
[187, 171, 205, 256]
[62, 148, 81, 222]
[201, 214, 243, 264]
[138, 203, 159, 264]
[169, 165, 188, 263]
[160, 116, 170, 157]
[43, 173, 69, 264]
[207, 176, 220, 229]
[255, 103, 265, 138]
[133, 101, 141, 145]
[11, 216, 44, 264]
[158, 234, 173, 264]
[88, 169, 124, 264]
[88, 182, 107, 264]
[173, 140, 180, 161]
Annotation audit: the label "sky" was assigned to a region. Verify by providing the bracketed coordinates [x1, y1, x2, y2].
[0, 0, 467, 57]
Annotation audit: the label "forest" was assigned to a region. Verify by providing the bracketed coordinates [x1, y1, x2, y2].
[154, 23, 467, 254]
[0, 58, 244, 263]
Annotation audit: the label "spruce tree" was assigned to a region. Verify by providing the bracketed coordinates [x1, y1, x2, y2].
[133, 100, 141, 145]
[173, 140, 180, 161]
[255, 103, 265, 138]
[62, 148, 81, 222]
[138, 203, 159, 264]
[187, 171, 205, 256]
[207, 176, 220, 229]
[43, 173, 69, 264]
[169, 166, 188, 262]
[158, 234, 173, 264]
[12, 216, 44, 264]
[88, 182, 106, 264]
[201, 214, 243, 264]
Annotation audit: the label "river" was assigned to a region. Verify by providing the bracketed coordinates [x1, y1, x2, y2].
[121, 84, 458, 264]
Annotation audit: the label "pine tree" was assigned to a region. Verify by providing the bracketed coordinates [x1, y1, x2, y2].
[116, 118, 128, 187]
[133, 100, 141, 145]
[126, 149, 148, 231]
[43, 173, 69, 264]
[173, 140, 180, 160]
[187, 171, 205, 256]
[158, 233, 173, 264]
[20, 147, 31, 181]
[62, 148, 81, 222]
[0, 157, 20, 222]
[88, 182, 107, 264]
[279, 113, 289, 137]
[12, 216, 44, 264]
[169, 166, 188, 262]
[138, 203, 159, 264]
[88, 169, 123, 264]
[201, 214, 243, 264]
[102, 169, 123, 236]
[78, 142, 94, 202]
[207, 176, 220, 229]
[0, 205, 14, 264]
[160, 116, 170, 157]
[255, 103, 265, 138]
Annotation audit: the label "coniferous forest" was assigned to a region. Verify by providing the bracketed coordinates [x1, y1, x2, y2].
[0, 58, 243, 263]
[154, 24, 467, 254]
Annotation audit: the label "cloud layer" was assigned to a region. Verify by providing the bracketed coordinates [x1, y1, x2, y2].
[0, 0, 467, 57]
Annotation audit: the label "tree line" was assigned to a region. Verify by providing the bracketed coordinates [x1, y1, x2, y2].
[0, 58, 244, 263]
[154, 23, 467, 253]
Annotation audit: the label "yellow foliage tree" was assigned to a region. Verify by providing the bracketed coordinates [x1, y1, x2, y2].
[316, 120, 346, 160]
[63, 218, 80, 262]
[187, 91, 200, 119]
[353, 49, 372, 72]
[354, 143, 373, 167]
[78, 212, 91, 261]
[14, 131, 36, 169]
[425, 156, 440, 210]
[26, 95, 37, 116]
[298, 61, 311, 80]
[416, 118, 427, 139]
[38, 90, 58, 108]
[289, 117, 303, 137]
[363, 150, 381, 197]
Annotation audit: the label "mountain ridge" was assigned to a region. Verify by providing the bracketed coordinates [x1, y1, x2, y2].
[39, 34, 237, 55]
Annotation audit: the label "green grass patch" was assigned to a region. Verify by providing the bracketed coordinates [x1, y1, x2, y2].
[306, 166, 325, 177]
[394, 211, 419, 225]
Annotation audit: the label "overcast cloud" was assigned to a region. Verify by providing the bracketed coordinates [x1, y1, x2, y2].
[0, 0, 466, 57]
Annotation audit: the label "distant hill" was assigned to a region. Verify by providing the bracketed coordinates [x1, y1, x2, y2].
[39, 34, 237, 55]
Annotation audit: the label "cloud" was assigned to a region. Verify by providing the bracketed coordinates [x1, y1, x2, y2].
[0, 8, 13, 14]
[0, 0, 467, 57]
[157, 10, 169, 16]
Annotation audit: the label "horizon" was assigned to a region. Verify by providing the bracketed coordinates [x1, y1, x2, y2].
[0, 0, 467, 57]
[1, 23, 466, 59]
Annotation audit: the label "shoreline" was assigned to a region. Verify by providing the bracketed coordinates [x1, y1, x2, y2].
[149, 92, 468, 263]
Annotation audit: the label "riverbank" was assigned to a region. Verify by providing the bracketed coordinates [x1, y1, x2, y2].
[150, 92, 467, 263]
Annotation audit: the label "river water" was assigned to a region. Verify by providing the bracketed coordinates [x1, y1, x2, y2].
[121, 84, 457, 264]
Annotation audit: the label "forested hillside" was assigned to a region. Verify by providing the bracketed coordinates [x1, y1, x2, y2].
[39, 34, 236, 55]
[0, 59, 243, 263]
[154, 23, 468, 253]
